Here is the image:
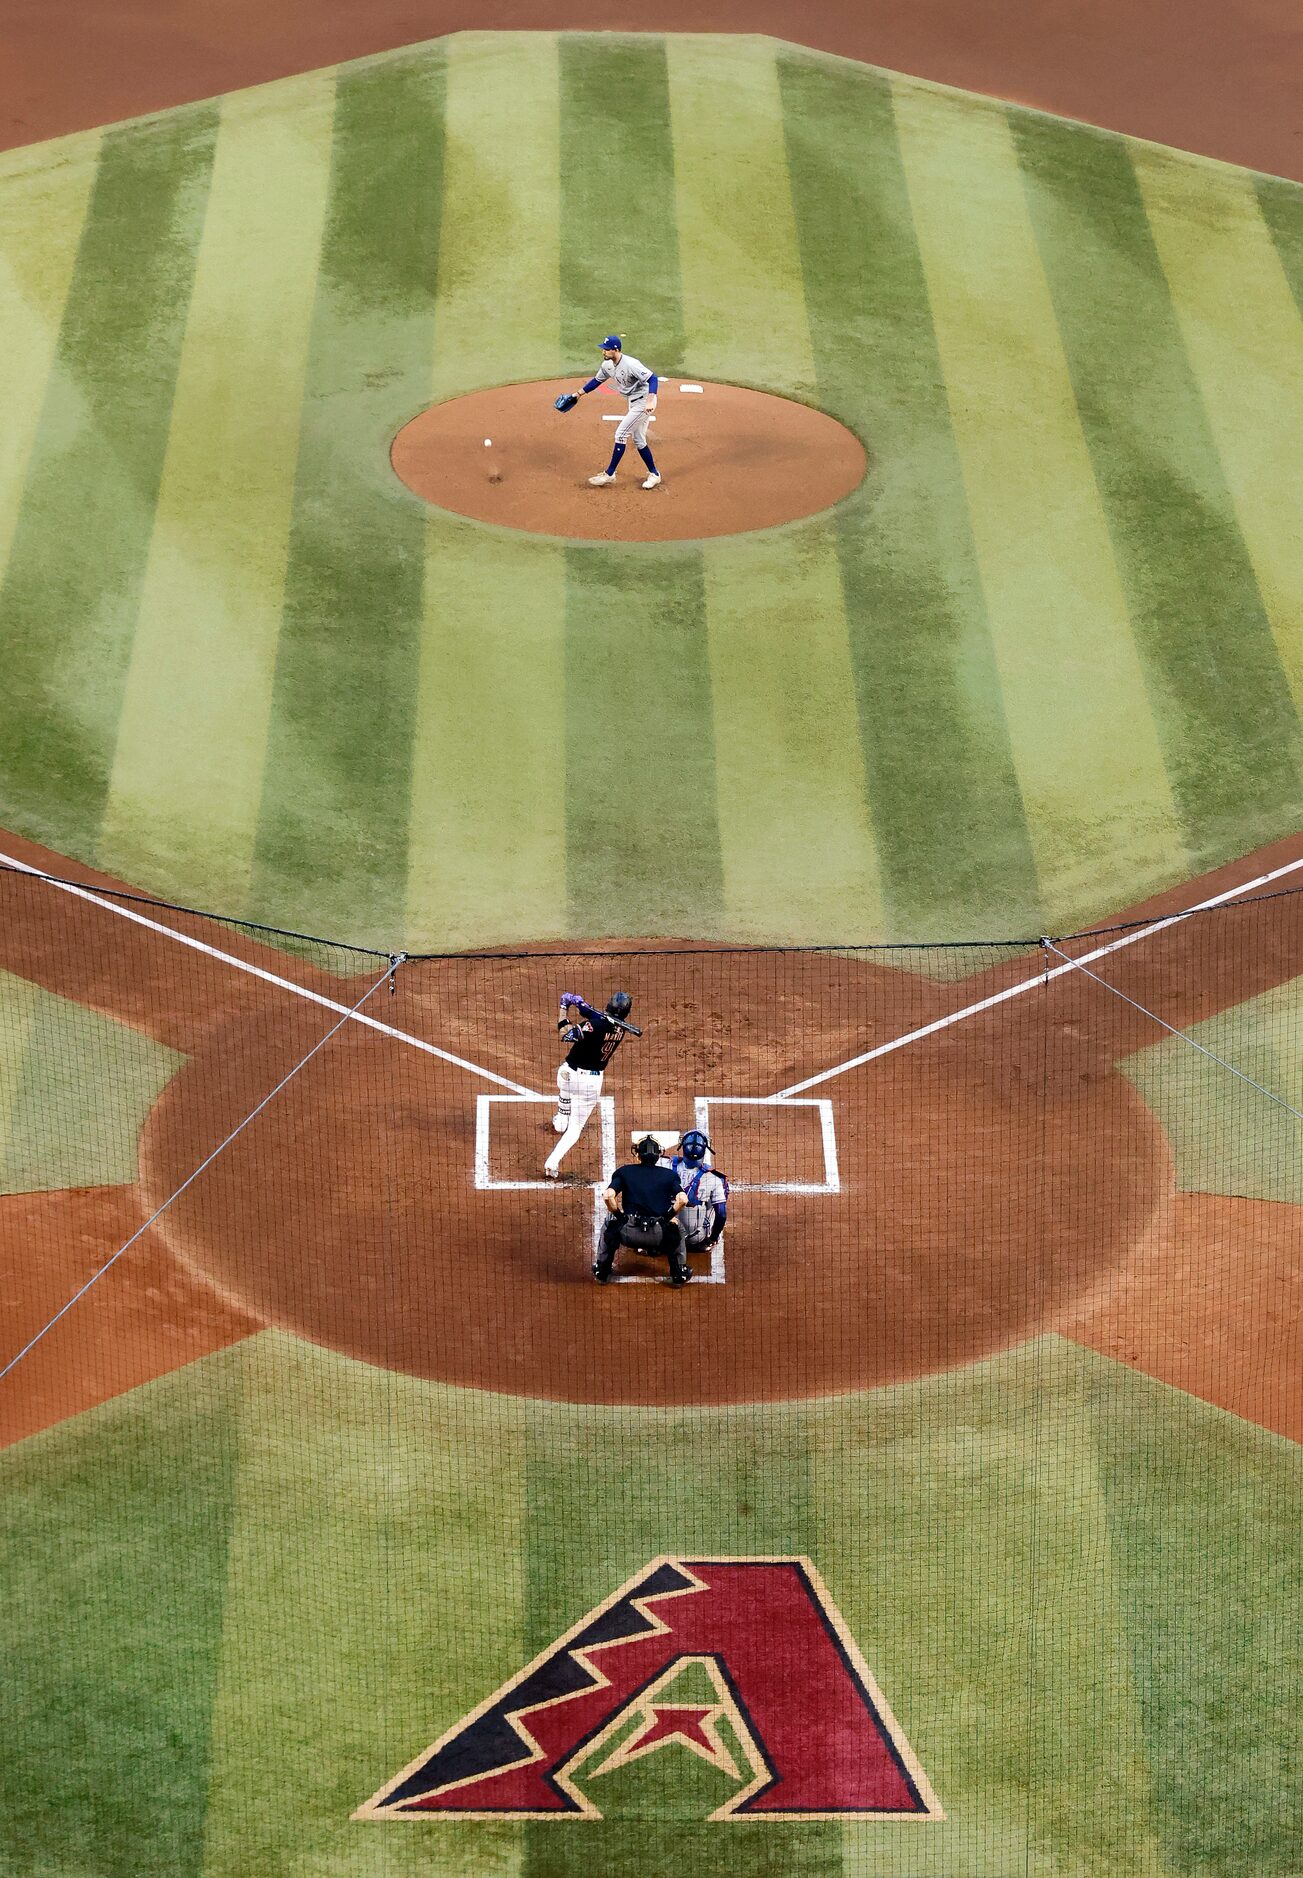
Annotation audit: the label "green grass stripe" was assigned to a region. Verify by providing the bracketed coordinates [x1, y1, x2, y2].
[667, 36, 817, 396]
[0, 1355, 241, 1878]
[704, 525, 882, 941]
[522, 1398, 839, 1874]
[1121, 974, 1303, 1202]
[893, 87, 1186, 930]
[814, 1343, 1169, 1877]
[1094, 1359, 1303, 1875]
[0, 136, 98, 584]
[559, 36, 685, 373]
[556, 43, 719, 940]
[0, 968, 183, 1192]
[1132, 150, 1303, 715]
[407, 519, 567, 948]
[1013, 114, 1303, 859]
[777, 53, 1040, 941]
[250, 53, 444, 949]
[430, 33, 561, 403]
[404, 34, 566, 950]
[98, 77, 335, 915]
[200, 1337, 527, 1876]
[563, 547, 723, 936]
[1256, 174, 1303, 323]
[0, 107, 218, 861]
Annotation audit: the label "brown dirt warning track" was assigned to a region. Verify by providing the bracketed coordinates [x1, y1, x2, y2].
[2, 1, 1300, 183]
[4, 829, 1303, 1439]
[391, 380, 867, 541]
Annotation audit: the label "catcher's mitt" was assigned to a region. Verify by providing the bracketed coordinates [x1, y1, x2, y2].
[554, 392, 579, 413]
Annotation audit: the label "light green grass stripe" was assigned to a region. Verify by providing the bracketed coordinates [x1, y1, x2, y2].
[0, 138, 98, 582]
[704, 526, 882, 940]
[408, 521, 566, 948]
[0, 969, 183, 1192]
[430, 33, 561, 402]
[666, 35, 876, 941]
[666, 35, 816, 396]
[816, 1342, 1167, 1877]
[201, 1337, 526, 1877]
[99, 77, 335, 914]
[406, 34, 565, 949]
[893, 87, 1185, 924]
[0, 1351, 241, 1877]
[1134, 151, 1303, 714]
[522, 1397, 837, 1876]
[1120, 974, 1303, 1202]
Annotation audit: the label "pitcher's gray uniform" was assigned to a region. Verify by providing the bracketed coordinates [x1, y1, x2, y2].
[592, 352, 658, 449]
[669, 1130, 729, 1251]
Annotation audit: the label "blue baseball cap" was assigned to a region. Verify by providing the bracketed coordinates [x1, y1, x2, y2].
[600, 335, 622, 351]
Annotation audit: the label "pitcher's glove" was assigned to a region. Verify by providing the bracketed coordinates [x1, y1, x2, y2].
[554, 392, 580, 412]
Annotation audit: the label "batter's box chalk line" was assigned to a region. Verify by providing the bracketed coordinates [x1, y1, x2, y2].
[473, 1094, 841, 1286]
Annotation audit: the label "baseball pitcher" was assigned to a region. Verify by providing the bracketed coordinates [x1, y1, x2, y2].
[554, 336, 662, 488]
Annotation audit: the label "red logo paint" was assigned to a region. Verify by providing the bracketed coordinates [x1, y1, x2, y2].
[355, 1556, 943, 1822]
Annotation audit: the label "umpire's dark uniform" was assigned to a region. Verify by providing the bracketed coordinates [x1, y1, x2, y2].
[595, 1138, 690, 1286]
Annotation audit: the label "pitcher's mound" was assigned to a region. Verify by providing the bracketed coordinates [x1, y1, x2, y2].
[391, 379, 867, 541]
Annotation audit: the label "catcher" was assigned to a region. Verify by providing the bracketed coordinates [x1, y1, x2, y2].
[669, 1129, 729, 1253]
[554, 335, 662, 488]
[595, 1134, 690, 1285]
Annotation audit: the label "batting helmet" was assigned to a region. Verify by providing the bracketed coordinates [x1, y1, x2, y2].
[634, 1134, 661, 1162]
[679, 1130, 710, 1164]
[606, 991, 632, 1020]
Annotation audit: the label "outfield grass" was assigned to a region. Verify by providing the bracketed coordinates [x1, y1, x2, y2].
[2, 1335, 1299, 1874]
[2, 33, 1303, 1877]
[0, 35, 1300, 948]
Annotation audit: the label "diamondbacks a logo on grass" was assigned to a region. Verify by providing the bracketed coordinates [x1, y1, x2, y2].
[355, 1556, 943, 1822]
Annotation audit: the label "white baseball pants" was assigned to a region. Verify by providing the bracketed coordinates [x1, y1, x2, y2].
[544, 1065, 603, 1173]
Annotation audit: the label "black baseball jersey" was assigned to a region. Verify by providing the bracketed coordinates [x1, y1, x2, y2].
[565, 999, 625, 1072]
[609, 1162, 681, 1217]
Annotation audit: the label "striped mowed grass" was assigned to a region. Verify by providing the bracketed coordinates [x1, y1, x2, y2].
[2, 30, 1303, 1878]
[0, 34, 1301, 949]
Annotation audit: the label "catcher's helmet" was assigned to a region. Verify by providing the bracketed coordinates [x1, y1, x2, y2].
[679, 1130, 710, 1164]
[606, 990, 632, 1020]
[634, 1133, 661, 1162]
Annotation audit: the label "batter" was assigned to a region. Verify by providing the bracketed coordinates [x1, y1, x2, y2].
[543, 989, 634, 1178]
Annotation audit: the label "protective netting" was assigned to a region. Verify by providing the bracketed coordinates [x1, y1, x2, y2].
[1, 859, 1300, 1869]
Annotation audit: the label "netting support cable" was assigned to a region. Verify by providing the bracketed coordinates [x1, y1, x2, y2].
[0, 958, 400, 1388]
[1040, 939, 1303, 1125]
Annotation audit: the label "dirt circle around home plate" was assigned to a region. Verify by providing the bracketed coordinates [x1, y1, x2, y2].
[390, 379, 868, 541]
[135, 945, 1172, 1406]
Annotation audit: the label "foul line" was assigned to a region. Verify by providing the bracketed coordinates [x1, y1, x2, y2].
[0, 850, 543, 1098]
[1043, 940, 1303, 1124]
[1, 963, 398, 1385]
[772, 854, 1303, 1099]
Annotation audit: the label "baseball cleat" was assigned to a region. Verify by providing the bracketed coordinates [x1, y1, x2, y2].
[543, 1164, 560, 1179]
[588, 471, 616, 486]
[592, 1251, 615, 1283]
[641, 472, 662, 489]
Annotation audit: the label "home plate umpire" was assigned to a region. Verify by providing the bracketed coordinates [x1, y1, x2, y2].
[595, 1134, 690, 1286]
